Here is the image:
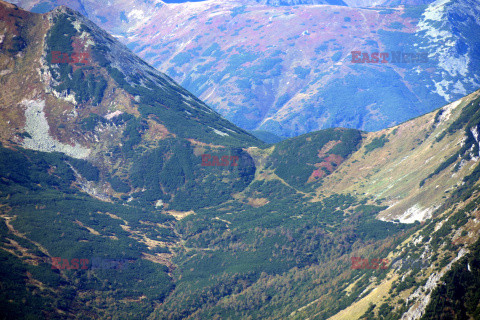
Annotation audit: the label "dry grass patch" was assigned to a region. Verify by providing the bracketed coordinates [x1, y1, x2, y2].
[247, 197, 269, 207]
[166, 210, 195, 220]
[327, 273, 399, 320]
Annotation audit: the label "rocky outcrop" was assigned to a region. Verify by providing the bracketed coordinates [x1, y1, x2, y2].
[401, 248, 468, 320]
[21, 99, 91, 159]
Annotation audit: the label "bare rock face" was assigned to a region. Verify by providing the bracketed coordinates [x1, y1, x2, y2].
[401, 248, 468, 320]
[1, 2, 480, 320]
[21, 99, 91, 159]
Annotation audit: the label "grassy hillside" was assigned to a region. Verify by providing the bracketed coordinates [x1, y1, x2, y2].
[266, 128, 362, 190]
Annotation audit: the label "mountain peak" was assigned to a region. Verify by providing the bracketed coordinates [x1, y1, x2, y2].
[0, 0, 261, 151]
[50, 4, 77, 14]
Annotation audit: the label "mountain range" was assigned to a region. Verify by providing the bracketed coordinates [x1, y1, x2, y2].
[8, 0, 480, 138]
[1, 0, 480, 319]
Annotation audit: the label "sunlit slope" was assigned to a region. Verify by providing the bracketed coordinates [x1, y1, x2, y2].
[317, 89, 480, 222]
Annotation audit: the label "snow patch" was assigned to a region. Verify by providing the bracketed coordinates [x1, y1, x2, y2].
[452, 80, 467, 96]
[127, 9, 145, 21]
[105, 110, 123, 120]
[397, 204, 435, 223]
[223, 127, 236, 134]
[439, 99, 461, 122]
[416, 0, 473, 101]
[211, 127, 229, 137]
[72, 20, 82, 32]
[434, 217, 448, 232]
[471, 126, 479, 142]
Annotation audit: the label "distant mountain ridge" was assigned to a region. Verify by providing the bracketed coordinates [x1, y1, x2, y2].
[130, 0, 480, 137]
[8, 0, 480, 138]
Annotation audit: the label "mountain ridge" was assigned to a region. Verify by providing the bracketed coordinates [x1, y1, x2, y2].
[7, 0, 480, 138]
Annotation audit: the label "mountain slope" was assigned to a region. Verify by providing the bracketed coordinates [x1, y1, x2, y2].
[0, 1, 262, 318]
[0, 0, 265, 207]
[156, 89, 480, 320]
[139, 0, 480, 137]
[256, 0, 348, 5]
